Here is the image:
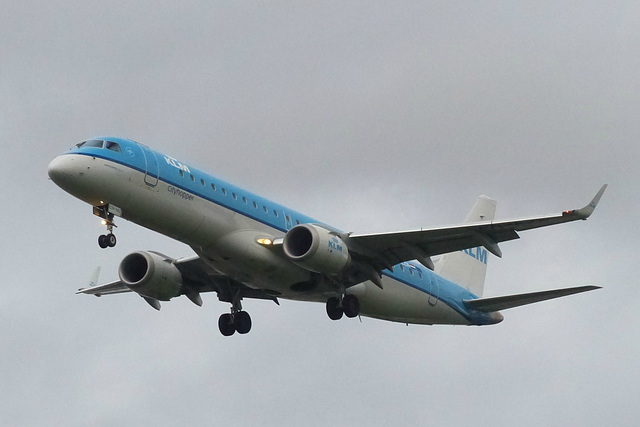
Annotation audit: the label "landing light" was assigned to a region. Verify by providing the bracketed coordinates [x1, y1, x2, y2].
[101, 220, 107, 226]
[257, 238, 273, 246]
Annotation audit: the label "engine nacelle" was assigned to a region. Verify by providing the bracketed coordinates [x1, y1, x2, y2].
[283, 224, 350, 275]
[118, 251, 182, 301]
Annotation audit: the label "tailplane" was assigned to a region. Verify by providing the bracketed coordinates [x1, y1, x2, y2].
[463, 285, 601, 311]
[435, 195, 497, 297]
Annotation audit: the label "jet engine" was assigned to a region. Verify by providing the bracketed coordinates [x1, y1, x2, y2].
[118, 251, 182, 301]
[283, 224, 350, 275]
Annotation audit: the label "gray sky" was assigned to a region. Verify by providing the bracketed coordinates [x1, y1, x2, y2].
[2, 1, 638, 426]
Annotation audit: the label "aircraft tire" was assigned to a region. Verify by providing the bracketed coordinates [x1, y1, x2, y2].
[98, 235, 109, 249]
[107, 234, 117, 247]
[218, 313, 235, 336]
[343, 294, 360, 318]
[326, 297, 343, 321]
[235, 311, 252, 334]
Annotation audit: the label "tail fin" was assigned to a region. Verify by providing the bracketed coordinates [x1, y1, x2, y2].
[435, 195, 497, 297]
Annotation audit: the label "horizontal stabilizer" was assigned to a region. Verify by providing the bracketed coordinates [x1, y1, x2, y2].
[463, 285, 601, 312]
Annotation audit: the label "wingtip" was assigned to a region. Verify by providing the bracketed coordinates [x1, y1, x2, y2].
[572, 184, 607, 219]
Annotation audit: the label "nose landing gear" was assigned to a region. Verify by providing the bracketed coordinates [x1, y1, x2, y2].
[98, 233, 117, 248]
[93, 205, 119, 248]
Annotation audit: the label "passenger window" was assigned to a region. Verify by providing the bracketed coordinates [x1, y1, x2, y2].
[242, 197, 248, 204]
[274, 210, 278, 217]
[222, 188, 227, 195]
[253, 201, 258, 208]
[180, 170, 184, 177]
[190, 174, 195, 182]
[263, 206, 268, 213]
[201, 179, 205, 186]
[211, 183, 216, 191]
[232, 192, 238, 200]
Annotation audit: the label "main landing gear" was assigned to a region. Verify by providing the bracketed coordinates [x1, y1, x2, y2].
[218, 311, 252, 336]
[94, 205, 118, 249]
[326, 294, 360, 321]
[218, 297, 252, 336]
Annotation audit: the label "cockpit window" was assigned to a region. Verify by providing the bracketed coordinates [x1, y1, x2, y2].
[76, 140, 104, 148]
[106, 141, 122, 152]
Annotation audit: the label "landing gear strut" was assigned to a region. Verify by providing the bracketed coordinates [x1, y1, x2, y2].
[94, 205, 118, 248]
[218, 296, 252, 336]
[326, 294, 360, 321]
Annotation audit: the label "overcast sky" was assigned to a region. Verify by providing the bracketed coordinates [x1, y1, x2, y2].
[2, 1, 638, 426]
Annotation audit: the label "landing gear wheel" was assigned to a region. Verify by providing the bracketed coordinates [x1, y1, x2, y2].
[98, 234, 116, 248]
[235, 311, 252, 334]
[326, 297, 344, 321]
[343, 294, 360, 318]
[218, 313, 235, 336]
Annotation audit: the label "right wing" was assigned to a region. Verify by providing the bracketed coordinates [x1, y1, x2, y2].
[76, 279, 130, 296]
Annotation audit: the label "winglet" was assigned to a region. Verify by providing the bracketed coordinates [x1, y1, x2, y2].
[77, 267, 102, 295]
[566, 184, 607, 220]
[89, 266, 100, 287]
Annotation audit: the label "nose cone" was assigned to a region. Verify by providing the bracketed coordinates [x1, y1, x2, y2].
[47, 155, 75, 189]
[48, 154, 104, 206]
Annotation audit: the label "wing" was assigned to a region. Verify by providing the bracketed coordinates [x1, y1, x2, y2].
[346, 185, 607, 272]
[76, 279, 130, 296]
[76, 255, 278, 308]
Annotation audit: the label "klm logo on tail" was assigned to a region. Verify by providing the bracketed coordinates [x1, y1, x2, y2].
[462, 247, 488, 264]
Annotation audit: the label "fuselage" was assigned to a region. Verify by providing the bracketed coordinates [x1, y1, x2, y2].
[48, 137, 501, 326]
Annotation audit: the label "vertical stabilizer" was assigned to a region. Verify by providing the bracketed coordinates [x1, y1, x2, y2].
[435, 196, 497, 297]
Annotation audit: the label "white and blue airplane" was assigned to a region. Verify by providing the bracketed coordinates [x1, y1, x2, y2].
[48, 137, 605, 336]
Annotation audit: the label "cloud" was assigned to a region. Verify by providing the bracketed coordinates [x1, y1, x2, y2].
[1, 2, 638, 426]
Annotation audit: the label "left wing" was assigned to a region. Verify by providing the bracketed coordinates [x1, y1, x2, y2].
[345, 185, 607, 272]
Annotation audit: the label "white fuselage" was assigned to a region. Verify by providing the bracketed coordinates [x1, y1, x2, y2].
[49, 147, 491, 326]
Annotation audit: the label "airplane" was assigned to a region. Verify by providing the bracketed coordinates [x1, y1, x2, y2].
[47, 137, 606, 336]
